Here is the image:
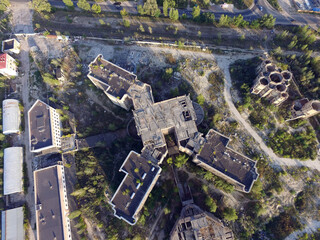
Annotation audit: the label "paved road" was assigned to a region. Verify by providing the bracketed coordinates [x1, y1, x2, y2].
[48, 0, 319, 28]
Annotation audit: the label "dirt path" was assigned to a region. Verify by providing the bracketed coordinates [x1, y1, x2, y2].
[216, 54, 320, 170]
[285, 220, 320, 240]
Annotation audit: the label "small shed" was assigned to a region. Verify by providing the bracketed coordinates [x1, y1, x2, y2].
[2, 99, 21, 135]
[3, 147, 23, 195]
[1, 207, 24, 240]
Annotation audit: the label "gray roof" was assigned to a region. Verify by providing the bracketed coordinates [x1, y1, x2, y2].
[88, 55, 137, 99]
[34, 165, 65, 240]
[29, 100, 53, 151]
[110, 151, 161, 224]
[197, 130, 258, 192]
[132, 94, 198, 148]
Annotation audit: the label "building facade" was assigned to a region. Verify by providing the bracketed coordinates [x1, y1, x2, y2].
[0, 53, 18, 77]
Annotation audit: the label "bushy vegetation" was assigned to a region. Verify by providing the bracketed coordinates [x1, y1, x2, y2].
[267, 0, 281, 10]
[267, 126, 317, 160]
[0, 0, 10, 12]
[223, 207, 238, 221]
[266, 208, 302, 239]
[32, 0, 51, 13]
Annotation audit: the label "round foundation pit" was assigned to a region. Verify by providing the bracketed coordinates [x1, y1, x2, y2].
[312, 101, 320, 111]
[282, 71, 292, 80]
[276, 84, 286, 92]
[260, 78, 268, 86]
[270, 73, 282, 83]
[266, 64, 276, 72]
[281, 93, 288, 98]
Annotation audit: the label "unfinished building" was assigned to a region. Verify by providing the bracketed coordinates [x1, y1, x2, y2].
[194, 130, 259, 193]
[290, 98, 320, 120]
[88, 55, 258, 224]
[170, 204, 234, 240]
[251, 59, 292, 106]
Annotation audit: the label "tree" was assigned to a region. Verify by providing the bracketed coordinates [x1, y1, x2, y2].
[138, 24, 145, 32]
[148, 26, 152, 34]
[169, 8, 179, 21]
[174, 154, 188, 168]
[43, 73, 60, 86]
[223, 207, 238, 221]
[77, 0, 90, 11]
[68, 210, 82, 219]
[123, 19, 130, 27]
[63, 0, 74, 8]
[163, 0, 168, 17]
[71, 188, 87, 197]
[91, 4, 101, 13]
[167, 157, 173, 165]
[205, 197, 217, 212]
[218, 14, 231, 27]
[192, 6, 200, 21]
[197, 94, 205, 106]
[32, 0, 51, 13]
[120, 8, 128, 16]
[259, 14, 275, 29]
[139, 0, 161, 17]
[0, 0, 10, 12]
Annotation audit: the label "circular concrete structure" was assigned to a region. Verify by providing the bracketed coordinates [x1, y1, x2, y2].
[270, 72, 282, 84]
[266, 64, 276, 72]
[281, 71, 292, 81]
[276, 84, 286, 92]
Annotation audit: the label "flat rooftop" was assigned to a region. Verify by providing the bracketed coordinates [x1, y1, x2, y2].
[133, 95, 198, 148]
[110, 151, 161, 224]
[29, 100, 53, 151]
[34, 165, 66, 240]
[197, 130, 258, 192]
[88, 55, 136, 99]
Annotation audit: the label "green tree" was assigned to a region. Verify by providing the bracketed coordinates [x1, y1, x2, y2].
[138, 24, 145, 32]
[91, 3, 101, 13]
[218, 14, 231, 27]
[71, 188, 87, 197]
[63, 0, 74, 8]
[77, 0, 90, 11]
[43, 73, 60, 86]
[197, 94, 205, 106]
[139, 0, 161, 17]
[192, 6, 200, 21]
[205, 197, 217, 213]
[163, 0, 168, 17]
[32, 0, 51, 13]
[167, 157, 173, 165]
[68, 210, 82, 219]
[169, 8, 179, 21]
[259, 14, 275, 29]
[174, 154, 188, 168]
[0, 0, 10, 11]
[148, 26, 152, 34]
[120, 8, 128, 16]
[223, 207, 238, 221]
[123, 19, 130, 27]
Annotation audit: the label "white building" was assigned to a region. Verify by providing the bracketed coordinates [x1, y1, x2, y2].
[1, 207, 24, 240]
[28, 99, 61, 153]
[2, 99, 21, 135]
[2, 38, 21, 54]
[34, 165, 72, 240]
[0, 53, 18, 77]
[3, 147, 23, 195]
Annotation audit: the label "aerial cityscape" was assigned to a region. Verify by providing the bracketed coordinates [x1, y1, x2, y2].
[0, 0, 319, 239]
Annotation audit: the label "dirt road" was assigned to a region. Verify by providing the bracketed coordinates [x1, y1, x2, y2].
[216, 54, 320, 170]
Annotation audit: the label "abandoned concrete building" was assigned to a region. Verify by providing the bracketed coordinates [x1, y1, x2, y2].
[170, 204, 234, 240]
[2, 38, 21, 54]
[28, 99, 61, 153]
[194, 130, 259, 193]
[88, 55, 258, 224]
[291, 98, 320, 120]
[251, 59, 292, 106]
